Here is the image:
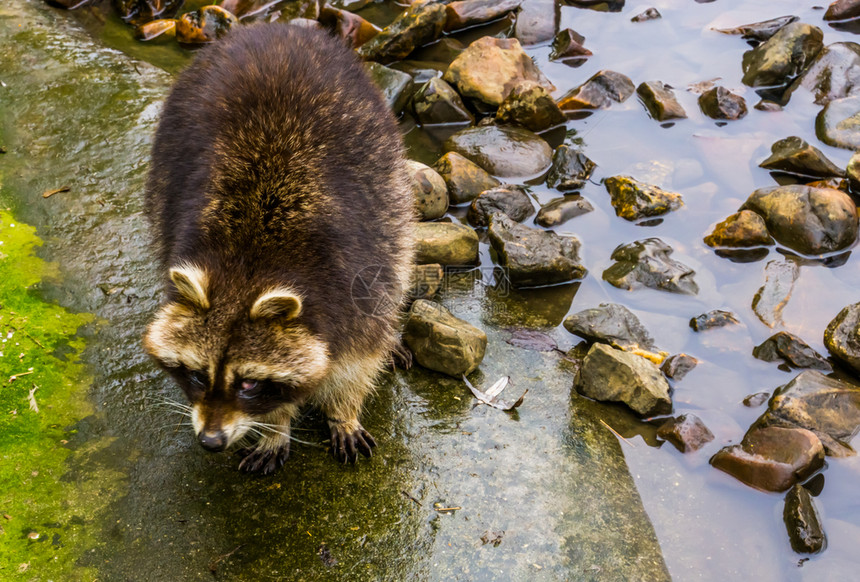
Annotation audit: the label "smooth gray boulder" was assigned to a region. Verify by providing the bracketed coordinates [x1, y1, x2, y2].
[444, 125, 553, 177]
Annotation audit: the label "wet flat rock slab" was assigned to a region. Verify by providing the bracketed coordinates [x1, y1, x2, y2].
[563, 302, 666, 362]
[444, 125, 552, 177]
[603, 238, 699, 295]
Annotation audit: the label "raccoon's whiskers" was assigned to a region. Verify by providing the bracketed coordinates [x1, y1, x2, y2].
[247, 420, 325, 448]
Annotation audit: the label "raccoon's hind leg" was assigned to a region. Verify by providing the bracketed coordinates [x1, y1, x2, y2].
[315, 351, 385, 463]
[237, 403, 297, 475]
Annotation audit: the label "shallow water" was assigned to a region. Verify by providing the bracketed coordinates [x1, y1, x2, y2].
[2, 0, 860, 580]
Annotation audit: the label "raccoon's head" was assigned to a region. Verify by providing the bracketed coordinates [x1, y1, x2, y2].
[143, 264, 330, 452]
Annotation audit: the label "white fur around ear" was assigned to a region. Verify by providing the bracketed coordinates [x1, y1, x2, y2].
[169, 264, 210, 310]
[250, 287, 303, 321]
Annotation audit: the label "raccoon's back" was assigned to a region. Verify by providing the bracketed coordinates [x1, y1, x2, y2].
[146, 24, 414, 355]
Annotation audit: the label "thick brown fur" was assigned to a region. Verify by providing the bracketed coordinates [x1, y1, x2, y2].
[143, 23, 415, 474]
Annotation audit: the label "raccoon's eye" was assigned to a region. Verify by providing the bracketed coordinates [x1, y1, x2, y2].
[241, 380, 258, 391]
[238, 379, 262, 398]
[190, 371, 208, 388]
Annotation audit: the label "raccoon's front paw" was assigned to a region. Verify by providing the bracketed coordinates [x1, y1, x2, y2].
[391, 340, 413, 370]
[237, 442, 290, 475]
[329, 420, 376, 464]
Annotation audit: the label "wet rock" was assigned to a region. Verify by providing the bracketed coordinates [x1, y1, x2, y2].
[815, 94, 860, 150]
[744, 392, 770, 407]
[603, 238, 699, 295]
[740, 185, 859, 255]
[689, 310, 739, 332]
[357, 1, 447, 64]
[575, 343, 672, 417]
[514, 0, 558, 45]
[604, 175, 683, 221]
[661, 353, 698, 380]
[825, 0, 860, 21]
[631, 8, 660, 23]
[411, 77, 474, 125]
[557, 70, 634, 111]
[546, 146, 596, 191]
[759, 136, 845, 179]
[758, 370, 860, 457]
[657, 414, 714, 453]
[824, 302, 860, 374]
[496, 81, 566, 132]
[443, 37, 554, 107]
[637, 81, 687, 121]
[755, 99, 783, 111]
[549, 29, 592, 61]
[741, 23, 824, 88]
[406, 160, 449, 220]
[365, 62, 414, 115]
[535, 195, 594, 227]
[135, 18, 176, 41]
[704, 210, 774, 248]
[403, 299, 487, 376]
[272, 0, 321, 22]
[784, 484, 827, 554]
[754, 332, 831, 371]
[410, 264, 444, 299]
[715, 15, 799, 42]
[563, 303, 666, 363]
[415, 222, 479, 265]
[752, 259, 799, 328]
[444, 0, 522, 32]
[698, 87, 748, 120]
[467, 186, 533, 227]
[319, 6, 380, 49]
[176, 5, 237, 44]
[113, 0, 180, 24]
[487, 213, 587, 287]
[710, 426, 824, 492]
[848, 152, 860, 189]
[433, 152, 500, 204]
[566, 0, 624, 12]
[444, 125, 552, 178]
[791, 42, 860, 105]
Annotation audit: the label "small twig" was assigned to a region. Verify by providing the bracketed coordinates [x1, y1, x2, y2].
[433, 506, 461, 513]
[208, 544, 242, 575]
[401, 491, 422, 507]
[600, 419, 634, 447]
[8, 371, 33, 383]
[42, 186, 70, 199]
[28, 386, 38, 413]
[20, 329, 44, 349]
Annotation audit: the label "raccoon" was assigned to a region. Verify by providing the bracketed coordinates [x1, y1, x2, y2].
[143, 24, 415, 474]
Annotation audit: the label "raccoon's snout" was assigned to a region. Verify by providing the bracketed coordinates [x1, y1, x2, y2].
[198, 430, 227, 452]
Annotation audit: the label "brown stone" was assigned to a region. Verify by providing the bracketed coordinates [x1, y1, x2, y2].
[433, 152, 500, 204]
[704, 210, 774, 248]
[558, 70, 634, 110]
[657, 414, 714, 453]
[444, 0, 522, 32]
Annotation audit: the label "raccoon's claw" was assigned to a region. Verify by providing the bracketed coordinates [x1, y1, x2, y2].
[330, 423, 376, 464]
[391, 341, 413, 370]
[237, 443, 290, 475]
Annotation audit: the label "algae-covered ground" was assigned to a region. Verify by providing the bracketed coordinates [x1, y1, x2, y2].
[0, 2, 669, 580]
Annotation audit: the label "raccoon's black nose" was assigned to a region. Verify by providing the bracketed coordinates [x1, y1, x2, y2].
[198, 431, 226, 452]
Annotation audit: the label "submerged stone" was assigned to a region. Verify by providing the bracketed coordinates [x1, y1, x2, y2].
[661, 353, 697, 380]
[546, 146, 596, 191]
[631, 8, 661, 23]
[752, 259, 799, 328]
[744, 392, 771, 407]
[433, 151, 500, 204]
[758, 136, 845, 179]
[575, 343, 672, 417]
[710, 426, 824, 492]
[411, 77, 474, 125]
[784, 484, 827, 554]
[704, 210, 774, 248]
[791, 42, 860, 105]
[740, 184, 859, 255]
[741, 22, 824, 88]
[444, 0, 522, 32]
[467, 185, 534, 227]
[406, 160, 449, 220]
[689, 310, 740, 332]
[558, 70, 634, 110]
[753, 332, 831, 371]
[514, 0, 558, 45]
[549, 28, 592, 61]
[415, 222, 479, 265]
[815, 94, 860, 150]
[357, 1, 447, 64]
[404, 299, 487, 376]
[366, 62, 414, 115]
[758, 370, 860, 457]
[563, 303, 666, 363]
[698, 87, 748, 120]
[488, 213, 587, 287]
[604, 175, 683, 221]
[657, 414, 714, 453]
[824, 302, 860, 375]
[637, 81, 687, 121]
[715, 15, 799, 42]
[444, 125, 553, 177]
[603, 238, 699, 295]
[176, 5, 237, 44]
[496, 81, 566, 132]
[535, 195, 594, 227]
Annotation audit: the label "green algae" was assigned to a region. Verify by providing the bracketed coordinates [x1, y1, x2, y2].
[0, 209, 99, 580]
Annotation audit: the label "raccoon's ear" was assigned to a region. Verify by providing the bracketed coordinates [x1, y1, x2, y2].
[169, 264, 210, 311]
[250, 288, 302, 321]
